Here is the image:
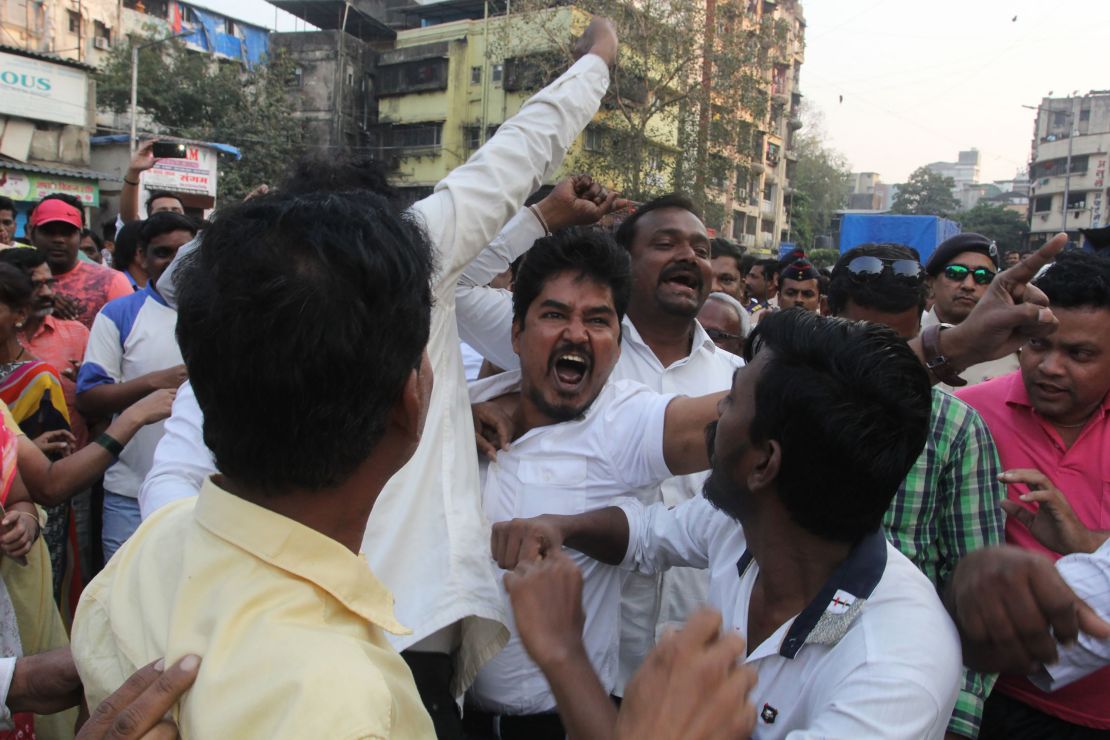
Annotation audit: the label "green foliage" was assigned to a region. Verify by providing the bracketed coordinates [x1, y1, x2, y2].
[955, 202, 1029, 251]
[96, 37, 305, 201]
[891, 167, 960, 218]
[790, 131, 851, 250]
[806, 247, 840, 270]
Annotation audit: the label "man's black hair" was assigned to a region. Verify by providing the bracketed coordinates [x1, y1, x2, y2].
[34, 193, 84, 226]
[0, 196, 14, 214]
[112, 220, 144, 273]
[827, 243, 926, 316]
[711, 237, 744, 262]
[0, 248, 45, 274]
[81, 228, 104, 250]
[751, 258, 780, 281]
[145, 190, 185, 215]
[739, 254, 757, 277]
[739, 310, 931, 543]
[1034, 250, 1110, 310]
[138, 212, 197, 252]
[175, 188, 435, 494]
[512, 227, 631, 325]
[0, 263, 33, 310]
[613, 193, 700, 250]
[280, 153, 398, 205]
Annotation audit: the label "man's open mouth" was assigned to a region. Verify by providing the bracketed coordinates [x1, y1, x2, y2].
[553, 352, 590, 389]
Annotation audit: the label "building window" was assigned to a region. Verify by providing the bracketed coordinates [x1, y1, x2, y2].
[1033, 195, 1052, 213]
[377, 58, 449, 96]
[584, 127, 604, 153]
[766, 142, 781, 167]
[762, 181, 774, 201]
[470, 66, 481, 85]
[391, 123, 443, 153]
[94, 20, 111, 44]
[491, 63, 503, 84]
[1066, 191, 1088, 210]
[464, 126, 481, 150]
[486, 124, 500, 140]
[760, 218, 774, 234]
[68, 9, 79, 33]
[124, 0, 169, 17]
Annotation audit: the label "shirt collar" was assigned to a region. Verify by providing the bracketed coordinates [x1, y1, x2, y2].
[193, 478, 410, 635]
[620, 316, 720, 364]
[737, 528, 888, 659]
[29, 314, 57, 340]
[141, 282, 169, 307]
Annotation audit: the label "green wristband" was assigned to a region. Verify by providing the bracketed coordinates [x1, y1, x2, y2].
[96, 432, 124, 459]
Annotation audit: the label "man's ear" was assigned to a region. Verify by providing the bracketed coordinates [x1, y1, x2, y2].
[747, 438, 780, 493]
[511, 318, 523, 356]
[389, 367, 424, 443]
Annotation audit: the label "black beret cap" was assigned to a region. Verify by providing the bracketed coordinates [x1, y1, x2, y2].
[925, 233, 1000, 275]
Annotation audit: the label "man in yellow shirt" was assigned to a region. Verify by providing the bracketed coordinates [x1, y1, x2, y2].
[70, 181, 438, 738]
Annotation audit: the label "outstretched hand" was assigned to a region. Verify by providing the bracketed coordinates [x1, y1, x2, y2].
[572, 16, 618, 67]
[535, 175, 632, 233]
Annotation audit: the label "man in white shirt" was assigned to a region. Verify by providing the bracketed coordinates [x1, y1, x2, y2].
[492, 310, 964, 739]
[457, 192, 742, 691]
[135, 19, 618, 736]
[464, 228, 722, 737]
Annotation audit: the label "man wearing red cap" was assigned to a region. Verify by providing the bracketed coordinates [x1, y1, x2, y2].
[28, 195, 132, 329]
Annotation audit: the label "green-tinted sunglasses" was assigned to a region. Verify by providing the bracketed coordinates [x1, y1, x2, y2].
[943, 264, 995, 285]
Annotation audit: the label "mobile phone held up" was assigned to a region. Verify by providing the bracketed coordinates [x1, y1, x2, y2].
[152, 141, 188, 159]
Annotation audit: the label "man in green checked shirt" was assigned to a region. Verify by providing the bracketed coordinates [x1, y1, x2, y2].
[824, 242, 1006, 740]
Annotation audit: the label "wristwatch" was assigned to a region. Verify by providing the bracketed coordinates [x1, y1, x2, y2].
[921, 322, 967, 387]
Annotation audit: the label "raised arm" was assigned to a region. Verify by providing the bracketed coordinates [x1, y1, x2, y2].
[120, 140, 159, 224]
[661, 391, 726, 475]
[412, 19, 615, 290]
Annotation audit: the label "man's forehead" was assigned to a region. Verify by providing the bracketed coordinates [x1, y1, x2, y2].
[637, 207, 707, 238]
[946, 250, 995, 268]
[1047, 306, 1110, 343]
[783, 277, 818, 291]
[712, 255, 740, 272]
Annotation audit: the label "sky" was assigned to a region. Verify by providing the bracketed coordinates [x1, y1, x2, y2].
[205, 0, 1109, 185]
[801, 0, 1110, 184]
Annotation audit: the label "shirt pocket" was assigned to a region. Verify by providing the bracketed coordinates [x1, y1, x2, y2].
[515, 456, 588, 518]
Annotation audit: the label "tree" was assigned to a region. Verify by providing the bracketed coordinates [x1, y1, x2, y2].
[789, 110, 851, 249]
[489, 2, 776, 206]
[96, 36, 305, 202]
[891, 167, 960, 218]
[955, 202, 1029, 251]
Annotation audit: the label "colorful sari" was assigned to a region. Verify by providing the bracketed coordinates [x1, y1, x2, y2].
[0, 361, 77, 609]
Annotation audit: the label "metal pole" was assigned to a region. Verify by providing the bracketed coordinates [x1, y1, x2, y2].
[129, 44, 139, 154]
[1062, 107, 1074, 237]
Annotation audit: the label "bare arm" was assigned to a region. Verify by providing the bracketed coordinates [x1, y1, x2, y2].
[490, 507, 630, 569]
[77, 365, 186, 418]
[21, 390, 175, 506]
[662, 391, 726, 475]
[120, 141, 158, 223]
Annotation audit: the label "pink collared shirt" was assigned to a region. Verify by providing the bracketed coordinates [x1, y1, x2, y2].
[957, 370, 1110, 730]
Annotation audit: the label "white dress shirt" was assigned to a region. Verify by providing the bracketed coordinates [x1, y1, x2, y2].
[138, 53, 612, 697]
[467, 371, 674, 715]
[1032, 538, 1110, 692]
[457, 272, 741, 692]
[620, 496, 963, 739]
[922, 308, 1020, 390]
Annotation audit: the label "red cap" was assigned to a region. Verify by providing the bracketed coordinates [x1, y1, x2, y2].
[29, 199, 83, 230]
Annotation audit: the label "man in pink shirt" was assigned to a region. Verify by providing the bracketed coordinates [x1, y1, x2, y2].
[957, 249, 1110, 738]
[27, 195, 132, 329]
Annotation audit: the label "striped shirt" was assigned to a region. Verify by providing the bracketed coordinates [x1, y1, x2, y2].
[883, 387, 1006, 738]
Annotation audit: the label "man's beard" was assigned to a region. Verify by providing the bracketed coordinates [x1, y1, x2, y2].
[33, 306, 52, 319]
[702, 420, 751, 523]
[524, 382, 601, 424]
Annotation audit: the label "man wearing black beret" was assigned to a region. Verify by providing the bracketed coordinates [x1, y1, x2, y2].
[923, 233, 1019, 389]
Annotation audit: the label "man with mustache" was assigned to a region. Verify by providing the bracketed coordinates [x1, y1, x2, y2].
[955, 249, 1110, 739]
[464, 228, 725, 738]
[490, 310, 964, 739]
[457, 193, 743, 692]
[924, 233, 1018, 390]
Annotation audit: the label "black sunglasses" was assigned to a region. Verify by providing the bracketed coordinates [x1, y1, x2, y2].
[844, 256, 924, 283]
[943, 264, 995, 285]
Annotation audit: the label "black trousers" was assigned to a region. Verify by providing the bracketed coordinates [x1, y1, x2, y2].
[980, 691, 1110, 740]
[402, 651, 463, 740]
[462, 707, 565, 740]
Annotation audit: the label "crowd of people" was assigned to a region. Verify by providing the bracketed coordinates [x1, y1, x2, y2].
[0, 16, 1104, 740]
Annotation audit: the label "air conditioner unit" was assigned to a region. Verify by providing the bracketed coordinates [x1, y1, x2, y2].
[94, 37, 110, 50]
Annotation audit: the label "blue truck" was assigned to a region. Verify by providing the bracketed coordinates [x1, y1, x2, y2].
[837, 214, 960, 265]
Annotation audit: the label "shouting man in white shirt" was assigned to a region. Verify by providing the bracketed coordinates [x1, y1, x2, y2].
[492, 310, 965, 739]
[465, 228, 725, 738]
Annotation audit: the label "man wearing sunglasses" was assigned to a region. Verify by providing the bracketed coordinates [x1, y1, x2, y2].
[924, 234, 1019, 389]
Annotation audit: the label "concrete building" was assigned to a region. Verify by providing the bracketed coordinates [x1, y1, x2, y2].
[848, 171, 892, 211]
[1027, 91, 1110, 247]
[925, 148, 981, 191]
[0, 45, 112, 237]
[0, 0, 269, 69]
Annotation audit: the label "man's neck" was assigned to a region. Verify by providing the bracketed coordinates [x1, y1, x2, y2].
[217, 469, 387, 554]
[742, 508, 854, 651]
[1042, 401, 1104, 448]
[627, 303, 697, 368]
[51, 259, 77, 276]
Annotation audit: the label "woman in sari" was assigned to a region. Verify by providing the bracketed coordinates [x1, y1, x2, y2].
[0, 399, 76, 739]
[0, 264, 75, 605]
